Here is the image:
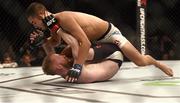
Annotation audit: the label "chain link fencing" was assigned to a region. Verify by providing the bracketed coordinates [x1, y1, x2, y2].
[0, 0, 180, 66]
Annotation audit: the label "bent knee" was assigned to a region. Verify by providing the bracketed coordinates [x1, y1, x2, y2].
[134, 55, 150, 66]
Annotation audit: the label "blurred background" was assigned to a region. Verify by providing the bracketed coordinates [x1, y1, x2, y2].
[0, 0, 179, 68]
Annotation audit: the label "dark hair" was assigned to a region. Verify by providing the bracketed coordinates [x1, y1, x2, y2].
[42, 55, 55, 75]
[26, 2, 46, 17]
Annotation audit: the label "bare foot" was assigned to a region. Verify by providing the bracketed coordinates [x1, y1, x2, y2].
[156, 62, 173, 77]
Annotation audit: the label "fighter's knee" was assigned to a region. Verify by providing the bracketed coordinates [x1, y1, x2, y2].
[135, 60, 147, 66]
[134, 55, 149, 66]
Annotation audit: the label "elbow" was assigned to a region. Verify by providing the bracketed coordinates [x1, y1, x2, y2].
[87, 40, 91, 47]
[42, 42, 48, 49]
[79, 39, 91, 50]
[84, 40, 91, 49]
[84, 41, 91, 52]
[42, 41, 51, 49]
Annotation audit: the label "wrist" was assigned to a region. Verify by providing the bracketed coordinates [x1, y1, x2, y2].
[43, 15, 59, 33]
[73, 64, 82, 70]
[51, 24, 59, 33]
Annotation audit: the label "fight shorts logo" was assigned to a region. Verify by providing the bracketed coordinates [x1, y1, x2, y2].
[112, 31, 120, 35]
[114, 40, 121, 46]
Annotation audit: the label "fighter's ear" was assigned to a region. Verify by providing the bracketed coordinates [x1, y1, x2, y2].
[36, 10, 45, 19]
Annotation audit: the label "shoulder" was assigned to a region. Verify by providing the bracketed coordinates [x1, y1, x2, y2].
[55, 11, 74, 20]
[54, 11, 84, 30]
[55, 11, 87, 21]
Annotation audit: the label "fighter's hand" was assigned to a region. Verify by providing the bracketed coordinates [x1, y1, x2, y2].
[66, 64, 82, 83]
[42, 15, 60, 33]
[29, 29, 45, 48]
[30, 29, 43, 43]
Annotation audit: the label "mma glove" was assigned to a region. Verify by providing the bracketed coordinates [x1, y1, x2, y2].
[29, 29, 50, 50]
[30, 31, 45, 49]
[67, 64, 82, 81]
[42, 15, 60, 33]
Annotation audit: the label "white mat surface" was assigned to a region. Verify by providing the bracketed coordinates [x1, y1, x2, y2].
[0, 61, 180, 103]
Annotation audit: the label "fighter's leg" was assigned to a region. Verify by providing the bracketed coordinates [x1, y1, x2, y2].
[120, 41, 173, 76]
[98, 23, 173, 76]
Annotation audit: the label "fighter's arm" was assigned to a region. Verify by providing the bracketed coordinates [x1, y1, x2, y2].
[60, 45, 72, 57]
[42, 13, 91, 82]
[56, 28, 79, 61]
[56, 12, 91, 65]
[29, 28, 60, 55]
[55, 13, 91, 82]
[42, 33, 61, 55]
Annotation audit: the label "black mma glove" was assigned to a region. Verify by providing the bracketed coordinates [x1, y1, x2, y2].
[30, 32, 44, 49]
[67, 64, 82, 82]
[29, 29, 50, 50]
[42, 15, 60, 33]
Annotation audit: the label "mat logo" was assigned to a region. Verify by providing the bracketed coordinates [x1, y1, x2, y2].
[144, 81, 180, 86]
[142, 78, 180, 86]
[32, 87, 95, 94]
[0, 73, 15, 76]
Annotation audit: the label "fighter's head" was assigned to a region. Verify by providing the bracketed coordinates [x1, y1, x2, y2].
[42, 54, 73, 78]
[26, 2, 49, 30]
